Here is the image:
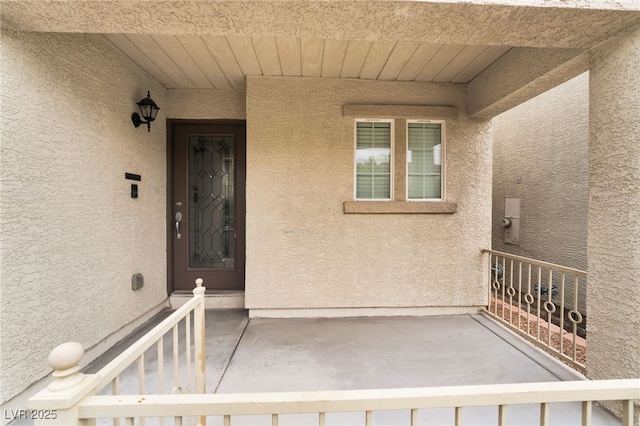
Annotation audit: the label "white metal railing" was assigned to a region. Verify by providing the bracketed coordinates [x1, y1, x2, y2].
[29, 279, 206, 426]
[481, 249, 588, 372]
[44, 379, 640, 425]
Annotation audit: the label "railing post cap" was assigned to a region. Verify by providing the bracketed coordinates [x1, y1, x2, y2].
[45, 341, 87, 392]
[193, 278, 206, 295]
[48, 341, 84, 372]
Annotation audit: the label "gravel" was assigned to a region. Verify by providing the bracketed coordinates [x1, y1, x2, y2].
[489, 300, 586, 371]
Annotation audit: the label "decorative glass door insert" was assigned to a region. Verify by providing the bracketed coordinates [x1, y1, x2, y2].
[189, 135, 235, 269]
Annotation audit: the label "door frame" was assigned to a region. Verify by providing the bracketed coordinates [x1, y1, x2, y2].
[166, 119, 247, 295]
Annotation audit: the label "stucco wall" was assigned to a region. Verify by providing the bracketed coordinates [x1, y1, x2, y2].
[588, 25, 640, 425]
[492, 72, 589, 270]
[245, 76, 492, 312]
[166, 89, 246, 120]
[0, 29, 167, 405]
[588, 25, 640, 382]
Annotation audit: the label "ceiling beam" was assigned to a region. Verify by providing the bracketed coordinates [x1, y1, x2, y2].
[467, 48, 588, 118]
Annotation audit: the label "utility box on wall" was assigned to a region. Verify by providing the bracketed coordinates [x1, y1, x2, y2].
[131, 273, 144, 291]
[503, 197, 521, 245]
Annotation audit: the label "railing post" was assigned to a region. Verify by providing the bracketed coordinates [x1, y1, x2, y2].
[193, 278, 207, 426]
[28, 342, 100, 425]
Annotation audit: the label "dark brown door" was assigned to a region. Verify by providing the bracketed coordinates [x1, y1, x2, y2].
[171, 122, 246, 291]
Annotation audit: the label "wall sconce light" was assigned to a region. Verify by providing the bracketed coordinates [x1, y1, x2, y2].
[131, 91, 160, 132]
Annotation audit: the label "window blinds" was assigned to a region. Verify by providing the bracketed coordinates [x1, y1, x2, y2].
[356, 122, 391, 199]
[407, 122, 442, 199]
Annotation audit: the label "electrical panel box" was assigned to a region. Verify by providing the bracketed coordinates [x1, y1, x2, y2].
[504, 197, 521, 245]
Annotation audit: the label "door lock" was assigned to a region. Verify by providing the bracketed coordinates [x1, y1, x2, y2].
[175, 212, 182, 240]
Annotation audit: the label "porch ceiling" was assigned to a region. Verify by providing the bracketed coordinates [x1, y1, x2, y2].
[105, 35, 512, 89]
[3, 0, 640, 108]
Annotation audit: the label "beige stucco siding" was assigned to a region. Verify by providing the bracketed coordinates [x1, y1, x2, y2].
[586, 25, 640, 424]
[166, 89, 246, 120]
[0, 30, 167, 404]
[588, 24, 640, 383]
[245, 76, 492, 311]
[491, 72, 589, 312]
[492, 72, 589, 270]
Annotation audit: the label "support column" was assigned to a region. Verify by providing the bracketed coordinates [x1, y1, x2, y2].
[588, 23, 640, 424]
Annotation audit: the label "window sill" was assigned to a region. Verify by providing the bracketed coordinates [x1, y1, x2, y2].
[343, 201, 457, 214]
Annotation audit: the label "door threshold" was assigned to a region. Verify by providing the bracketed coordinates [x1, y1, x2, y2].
[170, 291, 245, 309]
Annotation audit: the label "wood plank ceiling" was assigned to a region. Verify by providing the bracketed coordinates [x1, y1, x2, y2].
[107, 34, 511, 89]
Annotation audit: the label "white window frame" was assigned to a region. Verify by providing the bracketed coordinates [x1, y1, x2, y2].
[354, 118, 394, 201]
[406, 119, 445, 202]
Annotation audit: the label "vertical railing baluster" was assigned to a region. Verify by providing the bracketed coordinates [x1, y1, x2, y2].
[455, 407, 463, 426]
[508, 260, 515, 326]
[318, 412, 326, 426]
[158, 337, 165, 393]
[540, 403, 549, 426]
[547, 269, 553, 349]
[580, 276, 586, 351]
[536, 266, 542, 340]
[560, 273, 566, 357]
[138, 354, 145, 426]
[112, 376, 120, 426]
[138, 354, 145, 394]
[365, 411, 372, 426]
[500, 256, 506, 320]
[573, 276, 580, 362]
[527, 264, 532, 336]
[173, 324, 180, 393]
[489, 256, 498, 315]
[186, 312, 192, 393]
[498, 405, 507, 426]
[271, 414, 278, 426]
[581, 401, 592, 426]
[112, 376, 119, 395]
[497, 254, 502, 315]
[487, 253, 492, 312]
[175, 416, 183, 426]
[410, 409, 418, 426]
[125, 418, 134, 426]
[224, 415, 231, 426]
[622, 399, 633, 426]
[157, 336, 165, 426]
[518, 261, 523, 332]
[492, 254, 498, 315]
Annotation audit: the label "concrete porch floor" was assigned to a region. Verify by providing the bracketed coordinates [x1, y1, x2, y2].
[46, 311, 626, 425]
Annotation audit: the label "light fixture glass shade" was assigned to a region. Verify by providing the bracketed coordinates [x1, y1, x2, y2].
[137, 91, 160, 122]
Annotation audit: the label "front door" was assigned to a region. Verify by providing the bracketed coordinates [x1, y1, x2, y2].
[170, 122, 246, 291]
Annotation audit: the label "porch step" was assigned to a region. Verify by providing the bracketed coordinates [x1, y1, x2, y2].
[170, 291, 244, 309]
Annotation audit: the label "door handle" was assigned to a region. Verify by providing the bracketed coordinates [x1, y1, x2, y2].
[175, 212, 182, 240]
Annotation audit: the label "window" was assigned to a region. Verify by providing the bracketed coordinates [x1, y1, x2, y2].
[354, 120, 393, 200]
[345, 107, 455, 214]
[407, 120, 444, 200]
